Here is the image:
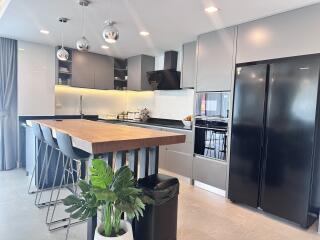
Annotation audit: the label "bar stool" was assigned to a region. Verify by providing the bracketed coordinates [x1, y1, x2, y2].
[34, 126, 65, 214]
[28, 123, 47, 195]
[48, 131, 90, 233]
[34, 125, 62, 208]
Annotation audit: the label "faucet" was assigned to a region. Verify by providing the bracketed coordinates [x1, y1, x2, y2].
[80, 95, 84, 119]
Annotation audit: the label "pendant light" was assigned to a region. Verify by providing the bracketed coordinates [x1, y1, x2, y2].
[102, 0, 119, 44]
[57, 17, 69, 61]
[76, 0, 90, 51]
[102, 20, 119, 43]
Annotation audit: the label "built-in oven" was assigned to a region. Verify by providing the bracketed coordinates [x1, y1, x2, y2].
[194, 91, 230, 161]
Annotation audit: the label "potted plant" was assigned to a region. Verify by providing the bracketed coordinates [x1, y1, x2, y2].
[139, 108, 150, 122]
[63, 159, 149, 240]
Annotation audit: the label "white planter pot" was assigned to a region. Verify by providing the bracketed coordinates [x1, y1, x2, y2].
[94, 220, 133, 240]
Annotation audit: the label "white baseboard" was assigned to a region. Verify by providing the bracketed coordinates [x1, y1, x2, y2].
[194, 181, 226, 197]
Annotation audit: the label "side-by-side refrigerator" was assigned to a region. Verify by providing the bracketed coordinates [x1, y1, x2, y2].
[229, 54, 320, 228]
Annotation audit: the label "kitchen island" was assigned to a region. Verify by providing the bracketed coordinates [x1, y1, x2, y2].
[29, 119, 186, 240]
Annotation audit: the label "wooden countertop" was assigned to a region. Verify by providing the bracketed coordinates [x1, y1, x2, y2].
[30, 119, 186, 154]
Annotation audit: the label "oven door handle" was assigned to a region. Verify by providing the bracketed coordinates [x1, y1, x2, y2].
[195, 126, 228, 131]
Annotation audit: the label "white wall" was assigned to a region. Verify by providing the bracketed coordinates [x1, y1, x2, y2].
[18, 41, 55, 116]
[55, 86, 194, 120]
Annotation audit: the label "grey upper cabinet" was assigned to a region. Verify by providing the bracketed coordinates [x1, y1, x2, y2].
[72, 51, 114, 90]
[127, 55, 155, 91]
[196, 26, 236, 92]
[72, 51, 94, 89]
[237, 4, 320, 63]
[181, 41, 196, 89]
[92, 53, 114, 90]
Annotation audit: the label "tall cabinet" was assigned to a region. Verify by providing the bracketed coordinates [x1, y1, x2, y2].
[181, 41, 196, 88]
[196, 27, 237, 91]
[127, 55, 155, 91]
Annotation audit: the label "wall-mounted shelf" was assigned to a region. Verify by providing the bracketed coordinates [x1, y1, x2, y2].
[55, 46, 73, 86]
[114, 58, 128, 90]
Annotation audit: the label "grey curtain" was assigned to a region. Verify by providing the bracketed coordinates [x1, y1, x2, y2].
[0, 37, 17, 170]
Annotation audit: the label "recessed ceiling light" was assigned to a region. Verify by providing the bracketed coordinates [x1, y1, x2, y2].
[40, 29, 50, 35]
[140, 31, 150, 36]
[18, 48, 25, 51]
[101, 45, 109, 49]
[205, 6, 218, 13]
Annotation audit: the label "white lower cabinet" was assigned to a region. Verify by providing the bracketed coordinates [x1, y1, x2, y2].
[159, 128, 194, 178]
[160, 150, 193, 178]
[193, 156, 228, 190]
[121, 123, 194, 179]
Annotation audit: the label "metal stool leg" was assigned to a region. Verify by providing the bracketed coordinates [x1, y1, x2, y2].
[28, 141, 42, 194]
[48, 157, 86, 232]
[46, 151, 62, 224]
[48, 156, 70, 231]
[65, 159, 80, 240]
[35, 146, 54, 208]
[65, 159, 88, 240]
[33, 143, 48, 207]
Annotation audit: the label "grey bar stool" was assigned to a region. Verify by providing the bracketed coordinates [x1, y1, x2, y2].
[34, 125, 62, 208]
[34, 126, 65, 212]
[28, 123, 48, 195]
[43, 126, 71, 226]
[48, 131, 90, 233]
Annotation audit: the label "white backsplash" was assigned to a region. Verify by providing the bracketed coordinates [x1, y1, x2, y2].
[153, 89, 193, 119]
[55, 86, 125, 116]
[55, 86, 194, 120]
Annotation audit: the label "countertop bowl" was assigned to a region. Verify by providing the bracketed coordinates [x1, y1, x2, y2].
[182, 120, 192, 127]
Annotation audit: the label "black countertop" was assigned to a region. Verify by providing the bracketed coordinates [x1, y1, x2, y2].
[18, 115, 192, 131]
[19, 115, 99, 122]
[99, 118, 192, 131]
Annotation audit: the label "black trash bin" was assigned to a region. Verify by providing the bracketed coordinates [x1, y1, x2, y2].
[135, 174, 179, 240]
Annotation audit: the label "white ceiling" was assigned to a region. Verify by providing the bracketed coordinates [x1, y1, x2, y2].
[1, 0, 320, 58]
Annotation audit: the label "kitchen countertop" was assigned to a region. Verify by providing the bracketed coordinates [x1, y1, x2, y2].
[19, 115, 99, 121]
[99, 118, 193, 131]
[20, 115, 192, 131]
[30, 119, 186, 154]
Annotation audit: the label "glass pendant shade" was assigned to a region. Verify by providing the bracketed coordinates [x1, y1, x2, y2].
[76, 36, 89, 51]
[77, 1, 90, 51]
[102, 21, 119, 43]
[57, 47, 69, 61]
[57, 17, 69, 61]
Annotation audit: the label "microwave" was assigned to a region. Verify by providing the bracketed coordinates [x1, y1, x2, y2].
[195, 91, 230, 119]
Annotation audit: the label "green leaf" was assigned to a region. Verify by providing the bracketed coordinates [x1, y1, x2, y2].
[63, 195, 81, 206]
[90, 159, 113, 189]
[78, 180, 91, 193]
[93, 189, 117, 202]
[65, 204, 81, 213]
[79, 207, 91, 220]
[70, 206, 86, 219]
[112, 166, 133, 191]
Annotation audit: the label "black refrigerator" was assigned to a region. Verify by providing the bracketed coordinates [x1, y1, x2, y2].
[229, 54, 320, 228]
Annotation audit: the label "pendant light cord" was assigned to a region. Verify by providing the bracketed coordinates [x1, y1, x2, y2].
[61, 22, 64, 48]
[105, 0, 112, 22]
[81, 4, 85, 37]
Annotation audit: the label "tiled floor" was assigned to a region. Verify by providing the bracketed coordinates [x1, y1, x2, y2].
[0, 169, 319, 240]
